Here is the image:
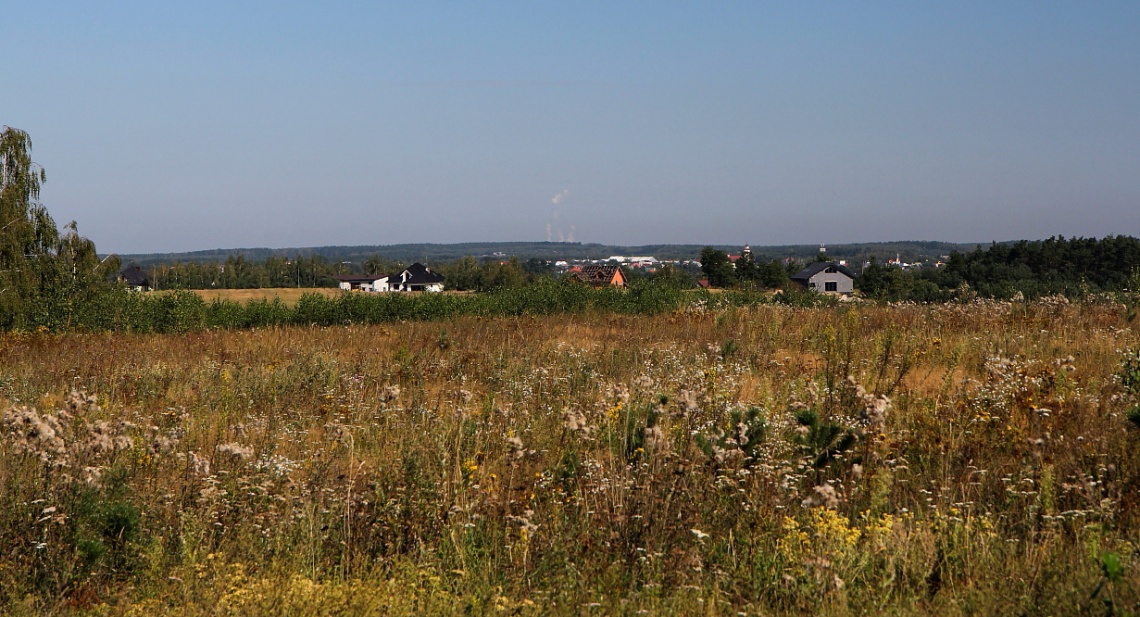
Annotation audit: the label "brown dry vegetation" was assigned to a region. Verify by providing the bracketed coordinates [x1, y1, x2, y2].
[1, 300, 1139, 615]
[188, 287, 342, 306]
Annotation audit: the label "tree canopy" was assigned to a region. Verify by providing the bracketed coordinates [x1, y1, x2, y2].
[1, 126, 116, 328]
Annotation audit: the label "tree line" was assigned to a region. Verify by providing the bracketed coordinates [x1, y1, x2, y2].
[697, 238, 1140, 302]
[698, 246, 794, 289]
[858, 236, 1140, 301]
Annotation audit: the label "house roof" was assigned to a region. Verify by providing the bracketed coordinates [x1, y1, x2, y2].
[400, 262, 444, 285]
[790, 261, 856, 281]
[334, 274, 385, 283]
[573, 263, 624, 285]
[120, 265, 149, 287]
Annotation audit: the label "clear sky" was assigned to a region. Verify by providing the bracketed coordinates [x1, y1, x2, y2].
[4, 2, 1139, 254]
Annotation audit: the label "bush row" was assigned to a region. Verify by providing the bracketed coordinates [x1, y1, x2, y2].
[19, 280, 710, 333]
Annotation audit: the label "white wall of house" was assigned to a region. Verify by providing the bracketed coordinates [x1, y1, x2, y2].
[808, 270, 854, 294]
[341, 278, 389, 292]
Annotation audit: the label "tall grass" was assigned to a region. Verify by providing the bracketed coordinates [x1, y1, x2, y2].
[1, 299, 1138, 614]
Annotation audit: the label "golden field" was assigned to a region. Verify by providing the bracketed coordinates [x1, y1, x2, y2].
[1, 300, 1138, 615]
[187, 287, 342, 305]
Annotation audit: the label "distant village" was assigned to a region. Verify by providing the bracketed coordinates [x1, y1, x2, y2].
[118, 242, 955, 296]
[102, 233, 1140, 305]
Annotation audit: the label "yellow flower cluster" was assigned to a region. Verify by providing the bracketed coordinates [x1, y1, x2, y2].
[462, 458, 479, 482]
[780, 509, 900, 564]
[861, 512, 897, 553]
[810, 508, 862, 554]
[605, 401, 623, 422]
[777, 515, 810, 562]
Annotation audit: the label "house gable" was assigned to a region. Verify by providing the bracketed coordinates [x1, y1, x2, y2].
[382, 263, 445, 292]
[791, 262, 855, 294]
[573, 264, 626, 287]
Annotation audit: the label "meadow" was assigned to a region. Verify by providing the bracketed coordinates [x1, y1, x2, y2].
[188, 287, 342, 306]
[1, 298, 1139, 615]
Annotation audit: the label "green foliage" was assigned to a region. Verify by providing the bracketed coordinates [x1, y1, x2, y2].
[0, 126, 49, 327]
[790, 408, 857, 470]
[856, 258, 911, 301]
[1102, 552, 1124, 583]
[1120, 349, 1140, 397]
[36, 280, 681, 333]
[1127, 407, 1140, 430]
[719, 338, 738, 360]
[774, 285, 838, 308]
[699, 246, 735, 288]
[694, 406, 767, 468]
[73, 487, 142, 575]
[0, 128, 120, 330]
[857, 236, 1140, 302]
[757, 258, 790, 289]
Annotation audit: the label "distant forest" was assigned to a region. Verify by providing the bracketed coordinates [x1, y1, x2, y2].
[117, 240, 974, 268]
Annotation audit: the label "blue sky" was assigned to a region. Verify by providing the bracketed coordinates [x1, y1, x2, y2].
[3, 2, 1139, 253]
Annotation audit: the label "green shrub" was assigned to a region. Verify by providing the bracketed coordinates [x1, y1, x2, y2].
[1120, 349, 1140, 397]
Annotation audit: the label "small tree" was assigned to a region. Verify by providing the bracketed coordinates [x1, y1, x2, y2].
[735, 252, 760, 287]
[857, 258, 911, 301]
[757, 259, 790, 289]
[699, 247, 735, 288]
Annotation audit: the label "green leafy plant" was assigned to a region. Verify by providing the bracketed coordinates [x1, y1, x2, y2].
[790, 408, 857, 470]
[694, 406, 767, 468]
[1127, 406, 1140, 430]
[1120, 349, 1140, 397]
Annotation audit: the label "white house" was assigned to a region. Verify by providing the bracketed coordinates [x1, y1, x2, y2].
[791, 261, 856, 294]
[336, 263, 445, 293]
[377, 263, 445, 292]
[334, 274, 387, 292]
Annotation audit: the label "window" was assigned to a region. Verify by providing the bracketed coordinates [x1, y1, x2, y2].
[825, 282, 838, 292]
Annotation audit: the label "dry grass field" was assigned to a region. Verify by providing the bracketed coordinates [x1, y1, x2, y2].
[1, 300, 1139, 615]
[188, 287, 342, 305]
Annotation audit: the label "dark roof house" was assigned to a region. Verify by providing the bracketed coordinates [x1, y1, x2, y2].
[120, 265, 150, 291]
[334, 263, 444, 292]
[386, 262, 445, 292]
[791, 261, 856, 294]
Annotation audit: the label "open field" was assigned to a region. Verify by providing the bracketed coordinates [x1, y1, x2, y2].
[187, 287, 342, 306]
[2, 300, 1139, 614]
